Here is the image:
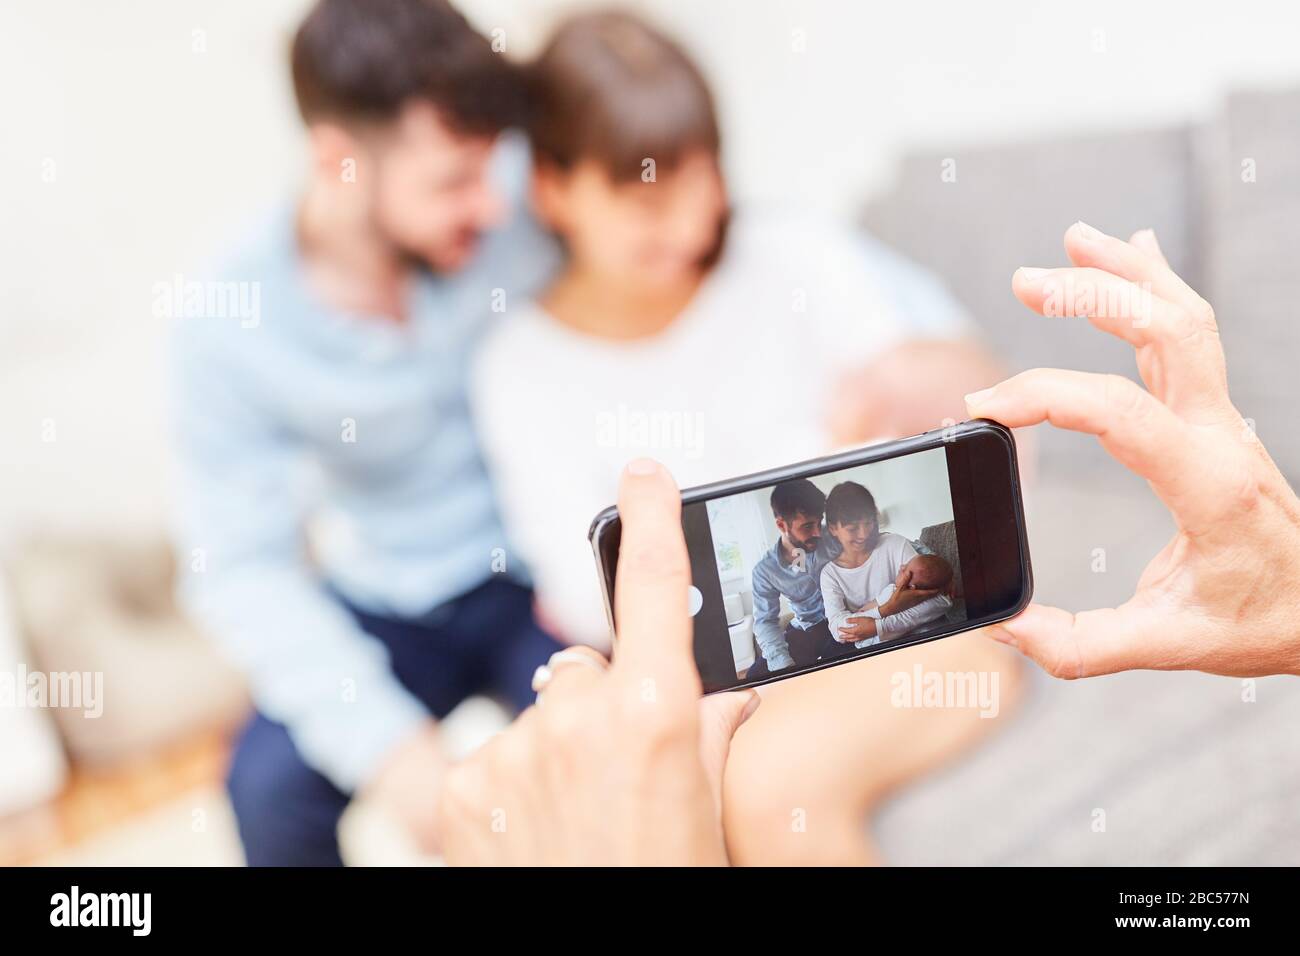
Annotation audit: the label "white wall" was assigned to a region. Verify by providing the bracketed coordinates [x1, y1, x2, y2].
[467, 0, 1300, 211]
[0, 1, 310, 537]
[3, 0, 1298, 535]
[813, 448, 954, 542]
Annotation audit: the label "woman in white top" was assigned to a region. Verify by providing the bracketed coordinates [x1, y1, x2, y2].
[819, 481, 953, 646]
[470, 11, 1021, 865]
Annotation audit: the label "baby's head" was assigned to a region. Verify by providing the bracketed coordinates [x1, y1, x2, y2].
[899, 554, 953, 591]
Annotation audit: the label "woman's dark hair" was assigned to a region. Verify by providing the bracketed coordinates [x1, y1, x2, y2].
[527, 10, 722, 182]
[291, 0, 526, 133]
[770, 480, 826, 523]
[825, 482, 879, 529]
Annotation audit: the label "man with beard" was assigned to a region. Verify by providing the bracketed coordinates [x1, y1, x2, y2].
[747, 479, 852, 676]
[170, 0, 561, 865]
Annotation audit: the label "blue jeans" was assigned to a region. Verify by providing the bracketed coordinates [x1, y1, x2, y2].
[226, 577, 563, 866]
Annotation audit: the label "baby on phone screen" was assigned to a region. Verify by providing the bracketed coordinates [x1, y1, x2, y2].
[850, 554, 954, 646]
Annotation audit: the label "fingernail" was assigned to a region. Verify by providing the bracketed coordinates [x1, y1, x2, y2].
[740, 691, 762, 724]
[964, 386, 996, 407]
[1016, 267, 1050, 281]
[1073, 220, 1103, 240]
[626, 457, 661, 476]
[988, 626, 1018, 649]
[1138, 227, 1163, 252]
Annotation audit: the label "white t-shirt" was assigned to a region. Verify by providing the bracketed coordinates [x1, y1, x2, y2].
[471, 212, 906, 647]
[819, 532, 952, 648]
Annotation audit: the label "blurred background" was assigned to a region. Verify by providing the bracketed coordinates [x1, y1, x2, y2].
[3, 0, 1300, 865]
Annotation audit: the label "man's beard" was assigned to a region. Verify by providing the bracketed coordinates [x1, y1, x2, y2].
[391, 235, 480, 275]
[421, 226, 484, 274]
[793, 532, 820, 555]
[374, 213, 482, 275]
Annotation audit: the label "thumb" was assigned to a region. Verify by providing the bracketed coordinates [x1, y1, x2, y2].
[697, 691, 761, 814]
[984, 602, 1161, 679]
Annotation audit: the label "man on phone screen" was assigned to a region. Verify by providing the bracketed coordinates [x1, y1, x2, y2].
[748, 480, 846, 675]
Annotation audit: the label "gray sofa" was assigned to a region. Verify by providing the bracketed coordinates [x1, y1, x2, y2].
[861, 87, 1300, 864]
[917, 520, 965, 626]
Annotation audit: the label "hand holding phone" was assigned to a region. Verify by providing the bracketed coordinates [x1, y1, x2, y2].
[438, 461, 757, 866]
[969, 222, 1300, 680]
[590, 420, 1033, 694]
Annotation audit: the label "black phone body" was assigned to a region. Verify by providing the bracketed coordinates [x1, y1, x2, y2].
[588, 419, 1033, 694]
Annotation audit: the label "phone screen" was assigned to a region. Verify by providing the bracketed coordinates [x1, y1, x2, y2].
[593, 421, 1032, 693]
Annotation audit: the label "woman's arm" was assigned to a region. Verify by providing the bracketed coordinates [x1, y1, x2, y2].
[819, 564, 862, 641]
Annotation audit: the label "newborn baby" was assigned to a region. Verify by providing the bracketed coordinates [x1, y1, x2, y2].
[852, 553, 954, 648]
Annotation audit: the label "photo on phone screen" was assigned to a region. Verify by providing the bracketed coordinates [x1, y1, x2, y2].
[591, 421, 1033, 694]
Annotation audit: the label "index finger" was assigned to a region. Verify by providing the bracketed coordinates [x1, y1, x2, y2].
[611, 458, 700, 696]
[1064, 221, 1211, 321]
[965, 368, 1234, 534]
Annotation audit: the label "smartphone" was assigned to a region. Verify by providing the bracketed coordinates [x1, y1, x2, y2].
[588, 419, 1032, 694]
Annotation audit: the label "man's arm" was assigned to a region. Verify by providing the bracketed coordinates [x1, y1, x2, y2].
[750, 563, 794, 671]
[170, 334, 429, 792]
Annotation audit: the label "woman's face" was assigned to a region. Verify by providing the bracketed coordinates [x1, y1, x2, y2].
[830, 518, 876, 558]
[533, 150, 727, 289]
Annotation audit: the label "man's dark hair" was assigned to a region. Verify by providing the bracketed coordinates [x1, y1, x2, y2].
[824, 481, 878, 528]
[770, 479, 826, 523]
[290, 0, 526, 132]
